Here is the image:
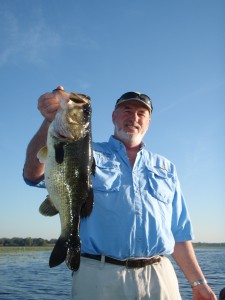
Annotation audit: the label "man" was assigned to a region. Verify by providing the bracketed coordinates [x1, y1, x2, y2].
[23, 87, 217, 300]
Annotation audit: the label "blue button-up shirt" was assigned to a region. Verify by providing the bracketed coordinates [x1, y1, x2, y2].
[24, 136, 194, 259]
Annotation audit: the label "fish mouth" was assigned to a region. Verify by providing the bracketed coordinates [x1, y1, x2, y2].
[69, 93, 90, 105]
[56, 133, 73, 141]
[54, 132, 81, 141]
[54, 89, 91, 105]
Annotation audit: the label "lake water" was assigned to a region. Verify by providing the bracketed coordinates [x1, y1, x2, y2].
[0, 248, 224, 299]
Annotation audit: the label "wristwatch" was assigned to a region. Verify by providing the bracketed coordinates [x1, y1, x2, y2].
[190, 279, 207, 288]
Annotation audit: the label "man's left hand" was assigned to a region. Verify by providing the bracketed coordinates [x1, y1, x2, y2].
[192, 283, 217, 300]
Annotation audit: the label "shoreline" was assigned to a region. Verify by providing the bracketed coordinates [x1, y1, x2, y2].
[0, 244, 225, 253]
[0, 246, 53, 253]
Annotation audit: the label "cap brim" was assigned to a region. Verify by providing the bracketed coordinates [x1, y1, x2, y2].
[115, 99, 151, 111]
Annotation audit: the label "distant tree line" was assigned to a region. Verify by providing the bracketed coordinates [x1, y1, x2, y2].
[0, 237, 57, 247]
[193, 242, 225, 248]
[0, 238, 224, 248]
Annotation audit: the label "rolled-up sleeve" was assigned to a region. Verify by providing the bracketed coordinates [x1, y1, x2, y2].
[171, 173, 194, 242]
[23, 171, 46, 188]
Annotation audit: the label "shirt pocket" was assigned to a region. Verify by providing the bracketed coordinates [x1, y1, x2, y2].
[92, 155, 121, 192]
[146, 166, 175, 203]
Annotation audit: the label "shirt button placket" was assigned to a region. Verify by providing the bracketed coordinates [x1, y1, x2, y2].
[133, 168, 143, 230]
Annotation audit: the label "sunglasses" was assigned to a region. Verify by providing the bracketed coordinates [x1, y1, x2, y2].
[115, 92, 153, 113]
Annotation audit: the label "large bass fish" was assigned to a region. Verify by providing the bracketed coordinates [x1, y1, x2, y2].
[37, 89, 95, 271]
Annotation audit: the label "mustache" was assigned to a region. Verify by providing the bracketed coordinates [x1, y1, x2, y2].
[124, 120, 141, 129]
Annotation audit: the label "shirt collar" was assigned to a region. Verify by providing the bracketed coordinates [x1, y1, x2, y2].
[108, 135, 146, 152]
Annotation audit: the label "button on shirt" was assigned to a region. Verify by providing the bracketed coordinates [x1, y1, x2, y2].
[24, 136, 194, 260]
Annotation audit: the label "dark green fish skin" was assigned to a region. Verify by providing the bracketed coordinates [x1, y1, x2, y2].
[38, 91, 95, 271]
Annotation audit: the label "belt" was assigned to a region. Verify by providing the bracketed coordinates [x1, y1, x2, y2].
[81, 253, 162, 269]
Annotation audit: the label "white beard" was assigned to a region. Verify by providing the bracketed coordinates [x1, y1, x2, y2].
[114, 124, 145, 146]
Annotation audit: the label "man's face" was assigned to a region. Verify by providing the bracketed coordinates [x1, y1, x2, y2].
[112, 101, 151, 147]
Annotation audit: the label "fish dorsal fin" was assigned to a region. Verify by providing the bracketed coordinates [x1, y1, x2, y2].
[39, 195, 59, 216]
[37, 146, 48, 163]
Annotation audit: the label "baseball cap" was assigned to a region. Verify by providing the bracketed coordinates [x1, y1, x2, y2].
[115, 92, 153, 113]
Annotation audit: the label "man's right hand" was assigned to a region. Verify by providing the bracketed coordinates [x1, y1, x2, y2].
[37, 85, 64, 122]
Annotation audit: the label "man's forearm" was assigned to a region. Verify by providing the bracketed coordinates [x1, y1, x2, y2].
[23, 119, 50, 183]
[172, 241, 204, 283]
[172, 241, 217, 299]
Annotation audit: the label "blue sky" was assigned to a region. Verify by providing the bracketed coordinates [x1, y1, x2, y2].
[1, 0, 224, 242]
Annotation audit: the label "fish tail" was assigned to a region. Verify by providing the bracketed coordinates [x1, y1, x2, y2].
[65, 237, 81, 271]
[49, 237, 67, 268]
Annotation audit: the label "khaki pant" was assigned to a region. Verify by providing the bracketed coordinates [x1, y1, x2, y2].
[71, 256, 182, 300]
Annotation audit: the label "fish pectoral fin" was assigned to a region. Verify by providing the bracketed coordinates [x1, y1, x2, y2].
[80, 188, 94, 218]
[39, 195, 59, 216]
[54, 142, 65, 164]
[37, 146, 48, 163]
